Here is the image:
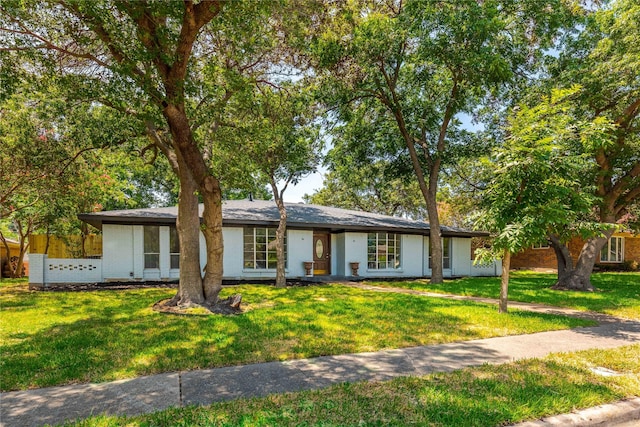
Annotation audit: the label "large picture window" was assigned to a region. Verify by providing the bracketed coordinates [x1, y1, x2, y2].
[243, 227, 286, 269]
[144, 226, 160, 269]
[600, 237, 624, 263]
[169, 226, 180, 269]
[429, 237, 451, 269]
[367, 232, 401, 270]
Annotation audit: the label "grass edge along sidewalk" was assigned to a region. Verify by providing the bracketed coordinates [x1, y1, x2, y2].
[46, 343, 640, 427]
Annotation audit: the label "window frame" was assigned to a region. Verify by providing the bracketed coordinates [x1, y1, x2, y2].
[143, 225, 160, 270]
[169, 226, 180, 270]
[367, 232, 402, 270]
[429, 237, 451, 269]
[243, 227, 287, 270]
[600, 236, 624, 263]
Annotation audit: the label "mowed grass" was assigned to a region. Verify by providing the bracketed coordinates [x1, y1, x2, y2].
[370, 271, 640, 320]
[0, 281, 593, 391]
[67, 344, 640, 427]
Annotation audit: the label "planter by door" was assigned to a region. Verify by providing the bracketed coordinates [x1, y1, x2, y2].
[313, 232, 331, 275]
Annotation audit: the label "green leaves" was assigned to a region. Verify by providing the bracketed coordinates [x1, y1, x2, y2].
[476, 89, 598, 258]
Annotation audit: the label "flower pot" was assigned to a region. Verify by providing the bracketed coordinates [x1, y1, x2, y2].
[349, 262, 360, 277]
[303, 261, 314, 277]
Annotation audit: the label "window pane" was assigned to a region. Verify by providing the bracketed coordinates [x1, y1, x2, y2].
[145, 254, 159, 269]
[170, 254, 180, 269]
[169, 227, 180, 254]
[144, 226, 160, 253]
[443, 238, 450, 258]
[600, 243, 609, 262]
[244, 227, 287, 270]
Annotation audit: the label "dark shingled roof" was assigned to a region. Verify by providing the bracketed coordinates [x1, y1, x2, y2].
[78, 199, 486, 237]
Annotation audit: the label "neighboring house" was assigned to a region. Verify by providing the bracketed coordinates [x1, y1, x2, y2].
[0, 238, 28, 278]
[29, 200, 500, 287]
[511, 232, 640, 271]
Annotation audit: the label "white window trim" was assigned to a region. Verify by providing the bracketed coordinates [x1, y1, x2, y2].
[243, 227, 287, 270]
[367, 232, 402, 270]
[429, 237, 451, 270]
[600, 236, 624, 263]
[143, 225, 160, 270]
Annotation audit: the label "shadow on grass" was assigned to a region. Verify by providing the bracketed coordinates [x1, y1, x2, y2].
[372, 272, 640, 319]
[0, 283, 592, 392]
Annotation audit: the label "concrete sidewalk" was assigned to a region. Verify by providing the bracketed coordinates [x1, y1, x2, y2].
[2, 288, 640, 427]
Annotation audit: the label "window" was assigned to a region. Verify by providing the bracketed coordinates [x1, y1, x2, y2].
[533, 241, 550, 249]
[367, 232, 401, 270]
[600, 237, 624, 263]
[169, 226, 180, 269]
[243, 227, 286, 269]
[443, 237, 451, 269]
[144, 226, 160, 269]
[429, 237, 451, 269]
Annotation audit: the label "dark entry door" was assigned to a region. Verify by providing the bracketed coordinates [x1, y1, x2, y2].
[313, 232, 331, 275]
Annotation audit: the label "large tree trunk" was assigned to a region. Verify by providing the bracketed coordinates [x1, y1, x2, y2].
[551, 231, 612, 291]
[499, 249, 511, 313]
[164, 104, 225, 306]
[200, 176, 224, 304]
[172, 162, 206, 306]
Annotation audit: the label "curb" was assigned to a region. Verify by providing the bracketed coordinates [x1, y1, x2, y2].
[510, 397, 640, 426]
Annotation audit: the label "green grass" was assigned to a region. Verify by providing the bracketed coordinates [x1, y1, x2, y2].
[0, 281, 593, 391]
[65, 344, 640, 427]
[369, 271, 640, 320]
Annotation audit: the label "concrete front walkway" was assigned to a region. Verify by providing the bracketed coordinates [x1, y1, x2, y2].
[2, 284, 640, 427]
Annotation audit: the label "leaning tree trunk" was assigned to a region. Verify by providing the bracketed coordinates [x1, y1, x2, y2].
[499, 249, 511, 313]
[551, 231, 613, 291]
[548, 234, 573, 282]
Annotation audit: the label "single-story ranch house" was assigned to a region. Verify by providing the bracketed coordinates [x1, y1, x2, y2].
[29, 200, 500, 287]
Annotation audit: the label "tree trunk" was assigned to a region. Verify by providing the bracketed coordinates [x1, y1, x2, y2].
[271, 186, 287, 288]
[426, 190, 444, 284]
[551, 232, 612, 291]
[172, 162, 206, 306]
[0, 233, 11, 278]
[499, 248, 511, 313]
[548, 234, 573, 281]
[163, 104, 225, 307]
[200, 175, 224, 304]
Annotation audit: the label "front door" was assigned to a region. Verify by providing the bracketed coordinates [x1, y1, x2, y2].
[313, 232, 331, 275]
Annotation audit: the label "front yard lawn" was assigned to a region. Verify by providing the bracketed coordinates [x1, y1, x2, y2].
[370, 271, 640, 320]
[67, 344, 640, 427]
[0, 281, 593, 391]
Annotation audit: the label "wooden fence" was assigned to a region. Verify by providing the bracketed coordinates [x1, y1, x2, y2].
[29, 234, 102, 259]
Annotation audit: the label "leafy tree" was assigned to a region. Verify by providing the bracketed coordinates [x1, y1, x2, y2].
[305, 162, 427, 220]
[1, 0, 296, 308]
[214, 83, 321, 287]
[0, 88, 145, 275]
[540, 0, 640, 290]
[311, 0, 575, 283]
[476, 89, 599, 311]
